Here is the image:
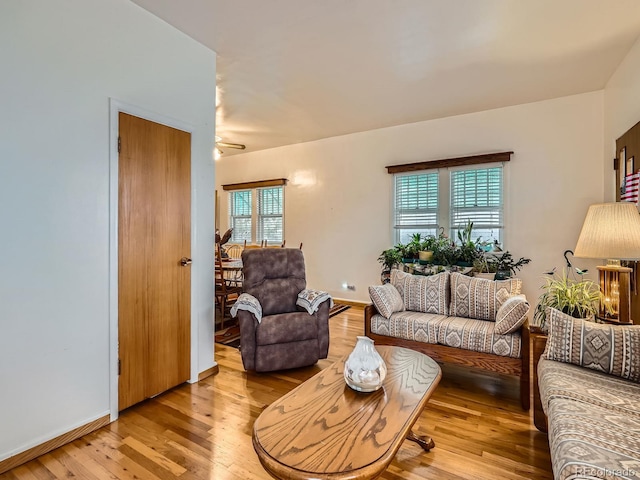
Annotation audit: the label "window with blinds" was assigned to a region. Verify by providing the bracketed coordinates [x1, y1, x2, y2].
[393, 165, 504, 246]
[450, 166, 503, 244]
[229, 190, 252, 243]
[394, 172, 439, 244]
[257, 186, 283, 244]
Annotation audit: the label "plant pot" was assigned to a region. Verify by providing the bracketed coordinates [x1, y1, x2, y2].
[474, 273, 495, 280]
[494, 269, 511, 280]
[401, 258, 414, 264]
[418, 251, 433, 262]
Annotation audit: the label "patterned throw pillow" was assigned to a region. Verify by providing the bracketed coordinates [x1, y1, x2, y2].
[449, 272, 522, 321]
[390, 269, 449, 315]
[368, 283, 404, 319]
[494, 294, 530, 334]
[544, 307, 640, 383]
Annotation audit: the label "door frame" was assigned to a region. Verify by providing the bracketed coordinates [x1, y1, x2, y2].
[108, 99, 199, 421]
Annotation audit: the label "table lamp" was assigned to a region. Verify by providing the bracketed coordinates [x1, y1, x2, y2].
[574, 202, 640, 324]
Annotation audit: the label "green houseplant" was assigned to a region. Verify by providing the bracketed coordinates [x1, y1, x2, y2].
[534, 269, 601, 331]
[418, 234, 437, 262]
[492, 252, 531, 279]
[473, 251, 531, 279]
[407, 233, 424, 260]
[377, 248, 402, 283]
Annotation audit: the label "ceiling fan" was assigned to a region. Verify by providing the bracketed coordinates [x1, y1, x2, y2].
[215, 136, 245, 160]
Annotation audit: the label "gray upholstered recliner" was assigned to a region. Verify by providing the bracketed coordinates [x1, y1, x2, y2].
[235, 248, 330, 372]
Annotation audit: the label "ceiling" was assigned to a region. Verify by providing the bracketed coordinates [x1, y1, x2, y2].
[131, 0, 640, 157]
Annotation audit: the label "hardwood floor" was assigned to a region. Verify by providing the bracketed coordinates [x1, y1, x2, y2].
[1, 307, 553, 479]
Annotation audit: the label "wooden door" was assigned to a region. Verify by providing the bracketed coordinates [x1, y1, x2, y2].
[118, 112, 191, 410]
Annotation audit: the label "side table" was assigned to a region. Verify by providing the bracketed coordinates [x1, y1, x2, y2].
[530, 326, 548, 432]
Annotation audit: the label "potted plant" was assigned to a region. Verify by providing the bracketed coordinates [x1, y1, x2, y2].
[492, 251, 531, 279]
[377, 248, 402, 283]
[432, 233, 456, 266]
[418, 234, 437, 262]
[473, 251, 531, 279]
[407, 233, 424, 260]
[395, 243, 413, 263]
[472, 255, 497, 279]
[533, 269, 601, 331]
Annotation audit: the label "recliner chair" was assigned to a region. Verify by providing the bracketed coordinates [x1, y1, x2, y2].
[235, 248, 330, 372]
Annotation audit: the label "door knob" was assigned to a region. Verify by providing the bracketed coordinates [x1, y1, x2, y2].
[180, 257, 192, 266]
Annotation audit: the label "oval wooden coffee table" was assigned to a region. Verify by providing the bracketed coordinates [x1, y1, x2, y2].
[252, 346, 442, 480]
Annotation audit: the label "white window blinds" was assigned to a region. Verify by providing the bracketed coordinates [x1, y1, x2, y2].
[229, 190, 252, 243]
[394, 173, 439, 244]
[257, 186, 283, 244]
[450, 166, 503, 244]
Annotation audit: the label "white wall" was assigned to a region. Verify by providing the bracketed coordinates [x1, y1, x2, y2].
[0, 0, 216, 461]
[216, 92, 605, 305]
[604, 34, 640, 200]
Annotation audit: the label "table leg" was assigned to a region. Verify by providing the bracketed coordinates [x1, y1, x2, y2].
[406, 430, 435, 452]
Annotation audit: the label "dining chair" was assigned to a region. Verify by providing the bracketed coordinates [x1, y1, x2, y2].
[215, 244, 242, 329]
[224, 243, 244, 259]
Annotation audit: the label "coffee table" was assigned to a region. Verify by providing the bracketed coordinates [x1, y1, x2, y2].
[252, 346, 442, 480]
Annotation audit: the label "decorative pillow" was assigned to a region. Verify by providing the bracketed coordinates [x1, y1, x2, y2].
[368, 283, 404, 319]
[391, 269, 449, 315]
[296, 289, 333, 314]
[231, 293, 263, 323]
[449, 272, 522, 321]
[494, 294, 530, 334]
[544, 307, 640, 383]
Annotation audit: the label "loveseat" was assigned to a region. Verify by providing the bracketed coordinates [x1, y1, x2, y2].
[365, 269, 531, 410]
[535, 308, 640, 480]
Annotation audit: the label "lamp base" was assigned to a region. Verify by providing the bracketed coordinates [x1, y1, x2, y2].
[596, 265, 632, 325]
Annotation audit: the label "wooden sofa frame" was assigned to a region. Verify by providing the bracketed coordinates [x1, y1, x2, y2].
[364, 304, 531, 410]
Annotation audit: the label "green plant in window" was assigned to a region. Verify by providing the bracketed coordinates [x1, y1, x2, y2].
[431, 232, 456, 266]
[406, 233, 424, 259]
[453, 220, 484, 265]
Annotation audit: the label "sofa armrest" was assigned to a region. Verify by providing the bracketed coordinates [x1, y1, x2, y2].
[237, 310, 260, 371]
[313, 299, 331, 358]
[364, 304, 378, 336]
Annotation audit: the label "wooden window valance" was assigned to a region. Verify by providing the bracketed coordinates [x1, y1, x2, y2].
[222, 178, 287, 191]
[385, 151, 513, 174]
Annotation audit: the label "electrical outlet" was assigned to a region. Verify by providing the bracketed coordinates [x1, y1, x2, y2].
[346, 284, 356, 291]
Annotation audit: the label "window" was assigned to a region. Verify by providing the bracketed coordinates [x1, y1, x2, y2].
[394, 172, 439, 244]
[229, 190, 253, 243]
[257, 187, 283, 244]
[393, 165, 503, 245]
[229, 186, 284, 244]
[450, 167, 503, 244]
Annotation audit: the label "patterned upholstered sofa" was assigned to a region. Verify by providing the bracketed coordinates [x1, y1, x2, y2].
[365, 269, 531, 410]
[536, 308, 640, 480]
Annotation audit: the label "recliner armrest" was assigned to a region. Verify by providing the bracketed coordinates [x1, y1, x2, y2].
[231, 293, 263, 322]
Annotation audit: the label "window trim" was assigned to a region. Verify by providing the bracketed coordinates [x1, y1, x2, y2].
[222, 178, 287, 191]
[385, 151, 512, 174]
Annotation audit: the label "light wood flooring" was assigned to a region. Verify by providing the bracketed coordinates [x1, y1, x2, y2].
[1, 306, 553, 479]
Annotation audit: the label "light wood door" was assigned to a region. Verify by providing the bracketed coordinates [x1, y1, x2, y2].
[118, 112, 191, 411]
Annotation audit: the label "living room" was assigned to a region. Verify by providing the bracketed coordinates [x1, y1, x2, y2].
[4, 1, 640, 479]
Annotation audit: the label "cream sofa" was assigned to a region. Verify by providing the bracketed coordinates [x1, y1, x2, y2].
[536, 308, 640, 480]
[365, 269, 531, 410]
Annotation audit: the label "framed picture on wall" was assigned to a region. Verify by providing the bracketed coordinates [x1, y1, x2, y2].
[620, 147, 627, 196]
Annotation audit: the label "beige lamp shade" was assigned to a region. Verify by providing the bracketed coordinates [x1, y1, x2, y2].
[574, 202, 640, 260]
